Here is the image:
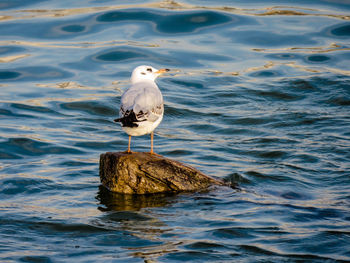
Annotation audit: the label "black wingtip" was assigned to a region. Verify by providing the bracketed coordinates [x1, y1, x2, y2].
[114, 111, 139, 128]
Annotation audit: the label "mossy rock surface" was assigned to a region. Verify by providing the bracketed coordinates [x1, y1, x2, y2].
[99, 152, 226, 194]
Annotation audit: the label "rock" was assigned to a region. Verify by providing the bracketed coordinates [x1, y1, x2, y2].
[99, 152, 226, 194]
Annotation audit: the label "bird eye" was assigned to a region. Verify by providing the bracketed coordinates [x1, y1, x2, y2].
[147, 68, 152, 72]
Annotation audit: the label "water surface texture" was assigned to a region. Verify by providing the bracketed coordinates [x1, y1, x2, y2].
[1, 0, 350, 262]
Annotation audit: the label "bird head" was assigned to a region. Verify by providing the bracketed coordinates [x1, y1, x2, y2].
[131, 65, 169, 84]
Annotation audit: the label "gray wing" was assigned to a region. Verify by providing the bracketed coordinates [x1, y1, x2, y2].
[120, 81, 164, 123]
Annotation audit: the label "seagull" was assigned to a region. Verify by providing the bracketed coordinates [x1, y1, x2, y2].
[114, 65, 169, 154]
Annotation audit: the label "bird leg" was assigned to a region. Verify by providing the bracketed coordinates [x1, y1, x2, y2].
[150, 132, 161, 156]
[127, 135, 132, 154]
[150, 132, 154, 154]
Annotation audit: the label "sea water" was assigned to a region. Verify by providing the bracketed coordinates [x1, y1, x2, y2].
[0, 1, 349, 262]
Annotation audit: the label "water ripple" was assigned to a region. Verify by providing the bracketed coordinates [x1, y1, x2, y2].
[0, 66, 73, 81]
[0, 137, 83, 159]
[97, 9, 233, 34]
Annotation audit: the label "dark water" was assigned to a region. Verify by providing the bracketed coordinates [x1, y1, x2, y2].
[1, 0, 350, 262]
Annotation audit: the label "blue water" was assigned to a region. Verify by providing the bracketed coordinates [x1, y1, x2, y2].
[1, 0, 350, 262]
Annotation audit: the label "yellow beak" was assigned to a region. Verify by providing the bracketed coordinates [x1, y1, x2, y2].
[156, 68, 170, 74]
